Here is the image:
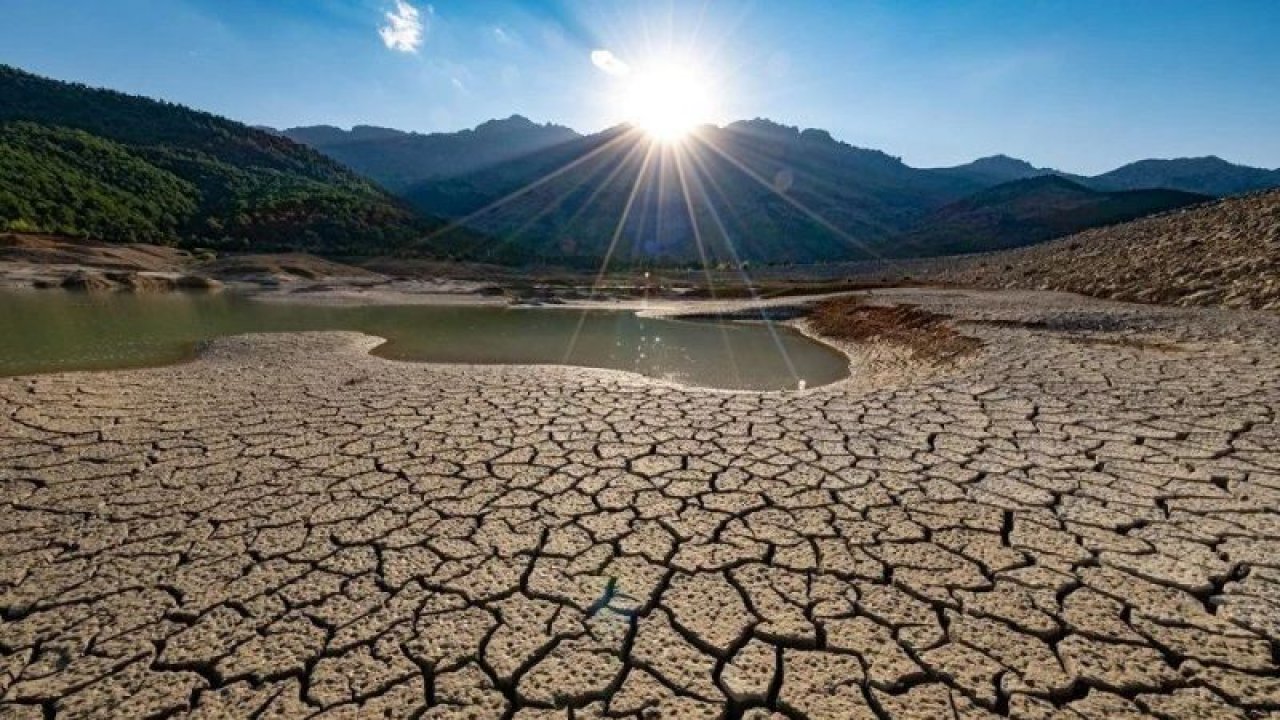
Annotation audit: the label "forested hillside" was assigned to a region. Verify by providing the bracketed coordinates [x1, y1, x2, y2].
[0, 65, 449, 254]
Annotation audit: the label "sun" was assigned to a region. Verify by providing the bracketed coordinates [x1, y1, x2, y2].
[621, 62, 715, 143]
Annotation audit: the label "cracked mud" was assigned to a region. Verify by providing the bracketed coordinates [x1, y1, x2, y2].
[2, 289, 1279, 719]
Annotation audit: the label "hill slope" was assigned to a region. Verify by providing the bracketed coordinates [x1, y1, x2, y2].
[895, 175, 1208, 256]
[1089, 156, 1280, 196]
[919, 189, 1280, 310]
[931, 154, 1068, 186]
[0, 65, 440, 254]
[282, 116, 580, 191]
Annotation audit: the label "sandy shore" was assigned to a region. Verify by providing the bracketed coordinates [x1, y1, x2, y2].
[2, 288, 1280, 718]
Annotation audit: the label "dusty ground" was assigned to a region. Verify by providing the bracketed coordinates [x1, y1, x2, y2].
[1, 289, 1279, 719]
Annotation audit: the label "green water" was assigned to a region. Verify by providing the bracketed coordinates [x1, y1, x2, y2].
[0, 290, 849, 391]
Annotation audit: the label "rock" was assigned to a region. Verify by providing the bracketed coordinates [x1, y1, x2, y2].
[103, 271, 176, 292]
[60, 269, 116, 291]
[175, 275, 224, 291]
[57, 270, 219, 293]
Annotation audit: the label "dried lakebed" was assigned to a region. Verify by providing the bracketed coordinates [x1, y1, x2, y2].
[1, 288, 1279, 719]
[0, 290, 849, 392]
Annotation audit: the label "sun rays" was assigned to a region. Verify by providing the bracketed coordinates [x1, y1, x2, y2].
[416, 19, 907, 389]
[619, 61, 716, 144]
[417, 114, 912, 389]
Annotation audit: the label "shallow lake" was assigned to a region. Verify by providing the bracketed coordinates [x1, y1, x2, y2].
[0, 290, 850, 391]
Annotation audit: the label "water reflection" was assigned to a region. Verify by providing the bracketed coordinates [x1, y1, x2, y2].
[0, 291, 850, 391]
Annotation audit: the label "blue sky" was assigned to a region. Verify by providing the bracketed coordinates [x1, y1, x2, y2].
[2, 0, 1278, 174]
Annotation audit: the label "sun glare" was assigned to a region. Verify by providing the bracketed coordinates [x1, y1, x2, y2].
[621, 62, 714, 143]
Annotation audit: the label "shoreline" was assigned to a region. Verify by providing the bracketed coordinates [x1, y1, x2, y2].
[6, 255, 1280, 399]
[0, 279, 883, 394]
[5, 262, 1276, 396]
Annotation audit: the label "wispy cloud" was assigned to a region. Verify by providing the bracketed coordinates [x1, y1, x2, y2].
[590, 49, 631, 77]
[379, 1, 427, 53]
[493, 26, 515, 45]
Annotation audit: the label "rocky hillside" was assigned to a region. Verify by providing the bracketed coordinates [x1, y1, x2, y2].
[919, 189, 1280, 310]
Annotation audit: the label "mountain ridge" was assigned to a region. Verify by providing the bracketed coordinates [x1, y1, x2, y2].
[288, 113, 1280, 200]
[280, 115, 580, 191]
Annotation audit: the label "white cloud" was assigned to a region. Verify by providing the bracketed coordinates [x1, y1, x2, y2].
[379, 1, 427, 53]
[590, 49, 631, 77]
[493, 26, 514, 45]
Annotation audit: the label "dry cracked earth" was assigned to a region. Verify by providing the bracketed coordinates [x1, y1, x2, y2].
[2, 289, 1280, 720]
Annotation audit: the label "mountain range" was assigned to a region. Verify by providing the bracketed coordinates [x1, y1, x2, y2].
[2, 64, 1277, 264]
[398, 120, 1002, 264]
[285, 119, 1280, 203]
[282, 116, 1270, 264]
[382, 120, 1220, 264]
